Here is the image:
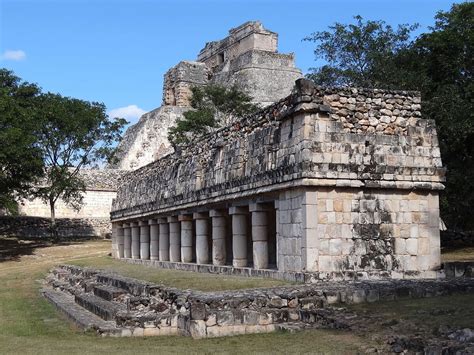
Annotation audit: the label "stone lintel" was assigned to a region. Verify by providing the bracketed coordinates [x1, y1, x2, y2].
[249, 203, 271, 212]
[209, 209, 227, 218]
[148, 219, 158, 225]
[138, 220, 149, 227]
[111, 178, 445, 223]
[193, 212, 209, 220]
[178, 214, 193, 222]
[156, 217, 168, 224]
[167, 216, 179, 223]
[229, 206, 248, 215]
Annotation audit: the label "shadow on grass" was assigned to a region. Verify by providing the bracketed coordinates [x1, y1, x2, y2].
[0, 236, 102, 263]
[441, 245, 474, 262]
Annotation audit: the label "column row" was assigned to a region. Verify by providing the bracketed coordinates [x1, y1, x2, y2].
[115, 203, 272, 270]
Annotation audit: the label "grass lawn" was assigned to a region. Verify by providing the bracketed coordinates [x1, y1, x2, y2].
[0, 238, 366, 354]
[441, 246, 474, 262]
[1, 237, 472, 354]
[69, 255, 289, 291]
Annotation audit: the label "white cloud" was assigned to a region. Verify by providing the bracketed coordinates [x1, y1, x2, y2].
[108, 104, 147, 123]
[1, 49, 26, 61]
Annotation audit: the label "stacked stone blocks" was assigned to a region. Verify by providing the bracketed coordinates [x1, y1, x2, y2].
[111, 79, 445, 280]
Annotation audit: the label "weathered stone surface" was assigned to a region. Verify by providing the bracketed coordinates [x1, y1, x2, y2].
[0, 216, 112, 239]
[113, 21, 302, 171]
[43, 264, 474, 342]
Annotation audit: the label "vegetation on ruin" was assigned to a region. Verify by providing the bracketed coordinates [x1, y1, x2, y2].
[305, 2, 474, 231]
[0, 69, 127, 239]
[168, 84, 259, 146]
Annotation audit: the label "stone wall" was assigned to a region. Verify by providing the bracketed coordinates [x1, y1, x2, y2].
[112, 107, 188, 170]
[197, 21, 278, 69]
[112, 21, 302, 170]
[112, 80, 444, 219]
[45, 265, 474, 339]
[301, 188, 440, 278]
[111, 79, 445, 279]
[162, 61, 208, 107]
[210, 50, 302, 106]
[19, 169, 127, 219]
[19, 190, 117, 219]
[0, 216, 111, 238]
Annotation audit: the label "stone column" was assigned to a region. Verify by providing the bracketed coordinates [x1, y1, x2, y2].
[194, 212, 210, 265]
[210, 209, 227, 266]
[123, 223, 131, 258]
[250, 203, 269, 269]
[157, 218, 169, 261]
[117, 223, 124, 259]
[179, 214, 193, 263]
[139, 220, 150, 260]
[149, 219, 159, 260]
[131, 222, 140, 259]
[168, 216, 181, 262]
[229, 206, 248, 267]
[111, 222, 118, 258]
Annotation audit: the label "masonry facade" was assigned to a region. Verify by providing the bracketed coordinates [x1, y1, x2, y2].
[110, 79, 445, 281]
[14, 169, 127, 237]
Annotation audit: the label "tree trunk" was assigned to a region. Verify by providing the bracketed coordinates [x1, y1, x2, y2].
[50, 198, 59, 243]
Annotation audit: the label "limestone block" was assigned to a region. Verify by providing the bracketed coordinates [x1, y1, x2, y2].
[394, 238, 406, 255]
[319, 255, 333, 271]
[132, 327, 144, 337]
[406, 239, 418, 255]
[131, 222, 140, 259]
[179, 215, 193, 263]
[189, 320, 207, 339]
[418, 238, 430, 255]
[149, 220, 159, 260]
[206, 314, 217, 327]
[168, 216, 181, 262]
[329, 239, 342, 256]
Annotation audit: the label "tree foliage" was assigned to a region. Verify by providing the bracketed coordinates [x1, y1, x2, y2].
[0, 69, 44, 213]
[34, 92, 127, 238]
[0, 68, 127, 237]
[168, 85, 258, 146]
[304, 3, 474, 230]
[304, 15, 419, 88]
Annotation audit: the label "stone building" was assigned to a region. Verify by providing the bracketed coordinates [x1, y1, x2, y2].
[6, 21, 301, 238]
[113, 21, 302, 171]
[110, 79, 445, 281]
[11, 169, 127, 237]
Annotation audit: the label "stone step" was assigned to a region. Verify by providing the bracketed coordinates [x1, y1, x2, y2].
[42, 287, 120, 336]
[96, 273, 154, 296]
[93, 285, 127, 301]
[75, 292, 127, 321]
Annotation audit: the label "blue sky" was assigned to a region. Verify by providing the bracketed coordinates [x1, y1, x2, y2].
[1, 0, 455, 126]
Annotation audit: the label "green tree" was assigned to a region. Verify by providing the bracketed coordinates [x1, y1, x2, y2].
[168, 85, 258, 146]
[34, 93, 127, 239]
[303, 15, 418, 88]
[304, 3, 474, 230]
[0, 69, 44, 213]
[409, 3, 473, 230]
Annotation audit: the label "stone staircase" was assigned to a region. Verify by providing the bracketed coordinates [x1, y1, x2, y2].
[42, 264, 474, 338]
[43, 265, 183, 337]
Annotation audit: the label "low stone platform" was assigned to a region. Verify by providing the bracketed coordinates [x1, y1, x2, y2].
[121, 257, 471, 283]
[42, 265, 474, 338]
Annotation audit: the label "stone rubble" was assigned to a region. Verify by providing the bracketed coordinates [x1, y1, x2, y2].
[43, 264, 474, 344]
